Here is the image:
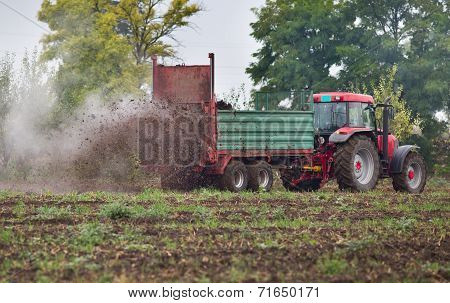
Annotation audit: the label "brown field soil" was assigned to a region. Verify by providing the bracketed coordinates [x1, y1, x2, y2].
[0, 178, 448, 282]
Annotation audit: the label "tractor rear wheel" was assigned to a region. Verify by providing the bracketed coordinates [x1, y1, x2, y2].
[334, 135, 380, 191]
[247, 161, 273, 192]
[219, 160, 249, 192]
[392, 152, 427, 193]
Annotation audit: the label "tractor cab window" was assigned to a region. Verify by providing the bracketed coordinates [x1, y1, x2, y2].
[362, 103, 376, 129]
[314, 102, 347, 133]
[349, 103, 375, 129]
[349, 103, 364, 126]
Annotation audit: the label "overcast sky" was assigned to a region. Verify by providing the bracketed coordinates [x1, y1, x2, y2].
[0, 0, 265, 96]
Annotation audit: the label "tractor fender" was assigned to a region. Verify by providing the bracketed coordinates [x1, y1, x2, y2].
[329, 127, 374, 144]
[390, 145, 420, 174]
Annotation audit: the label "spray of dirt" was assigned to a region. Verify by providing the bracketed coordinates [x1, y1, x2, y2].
[0, 90, 195, 193]
[0, 51, 211, 193]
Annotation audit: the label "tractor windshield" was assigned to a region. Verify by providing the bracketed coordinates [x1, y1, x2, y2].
[314, 103, 347, 133]
[314, 102, 376, 133]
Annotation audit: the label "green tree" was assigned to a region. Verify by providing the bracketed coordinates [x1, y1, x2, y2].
[0, 53, 15, 167]
[372, 65, 421, 142]
[0, 53, 15, 122]
[247, 0, 349, 92]
[336, 0, 410, 89]
[339, 0, 449, 120]
[113, 0, 200, 64]
[399, 0, 449, 137]
[248, 0, 449, 140]
[38, 0, 200, 113]
[39, 0, 138, 113]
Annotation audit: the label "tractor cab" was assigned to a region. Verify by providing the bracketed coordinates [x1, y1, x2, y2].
[313, 92, 376, 137]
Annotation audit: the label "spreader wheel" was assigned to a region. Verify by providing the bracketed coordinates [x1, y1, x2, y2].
[334, 135, 380, 191]
[392, 152, 427, 193]
[219, 160, 249, 192]
[247, 161, 274, 192]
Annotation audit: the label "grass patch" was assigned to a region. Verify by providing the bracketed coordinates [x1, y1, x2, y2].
[132, 202, 171, 219]
[60, 192, 92, 203]
[100, 202, 132, 220]
[272, 207, 286, 220]
[36, 206, 71, 220]
[74, 205, 91, 216]
[257, 238, 279, 249]
[146, 202, 171, 218]
[13, 200, 26, 218]
[0, 190, 17, 201]
[176, 204, 211, 218]
[384, 217, 417, 232]
[344, 237, 376, 252]
[72, 223, 111, 252]
[317, 254, 349, 276]
[162, 237, 177, 250]
[0, 228, 12, 245]
[136, 188, 166, 202]
[274, 218, 310, 229]
[191, 188, 237, 202]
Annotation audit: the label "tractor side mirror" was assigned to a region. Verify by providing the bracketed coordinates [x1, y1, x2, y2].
[364, 105, 375, 113]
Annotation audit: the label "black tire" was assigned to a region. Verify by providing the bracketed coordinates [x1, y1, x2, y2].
[392, 152, 427, 193]
[219, 160, 248, 192]
[247, 161, 274, 192]
[334, 135, 380, 192]
[280, 169, 321, 192]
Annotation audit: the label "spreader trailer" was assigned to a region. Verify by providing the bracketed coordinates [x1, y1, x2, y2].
[139, 54, 426, 193]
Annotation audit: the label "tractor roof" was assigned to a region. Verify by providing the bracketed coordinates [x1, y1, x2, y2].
[313, 92, 374, 104]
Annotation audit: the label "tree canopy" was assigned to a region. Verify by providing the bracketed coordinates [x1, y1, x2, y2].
[247, 0, 347, 92]
[38, 0, 200, 113]
[248, 0, 449, 123]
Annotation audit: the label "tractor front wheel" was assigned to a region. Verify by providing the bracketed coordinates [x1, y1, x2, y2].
[392, 152, 427, 193]
[334, 135, 380, 191]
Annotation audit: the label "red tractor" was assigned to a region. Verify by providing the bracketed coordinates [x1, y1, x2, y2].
[280, 92, 427, 193]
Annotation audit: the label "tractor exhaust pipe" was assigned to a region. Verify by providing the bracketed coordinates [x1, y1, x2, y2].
[383, 106, 389, 162]
[209, 53, 215, 99]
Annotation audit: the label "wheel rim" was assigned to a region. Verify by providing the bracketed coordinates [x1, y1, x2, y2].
[407, 162, 422, 189]
[233, 169, 244, 188]
[258, 169, 270, 188]
[354, 149, 374, 185]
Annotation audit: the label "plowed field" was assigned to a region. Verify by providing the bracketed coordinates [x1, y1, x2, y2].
[0, 179, 448, 282]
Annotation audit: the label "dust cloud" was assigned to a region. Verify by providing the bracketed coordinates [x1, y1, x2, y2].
[0, 90, 173, 193]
